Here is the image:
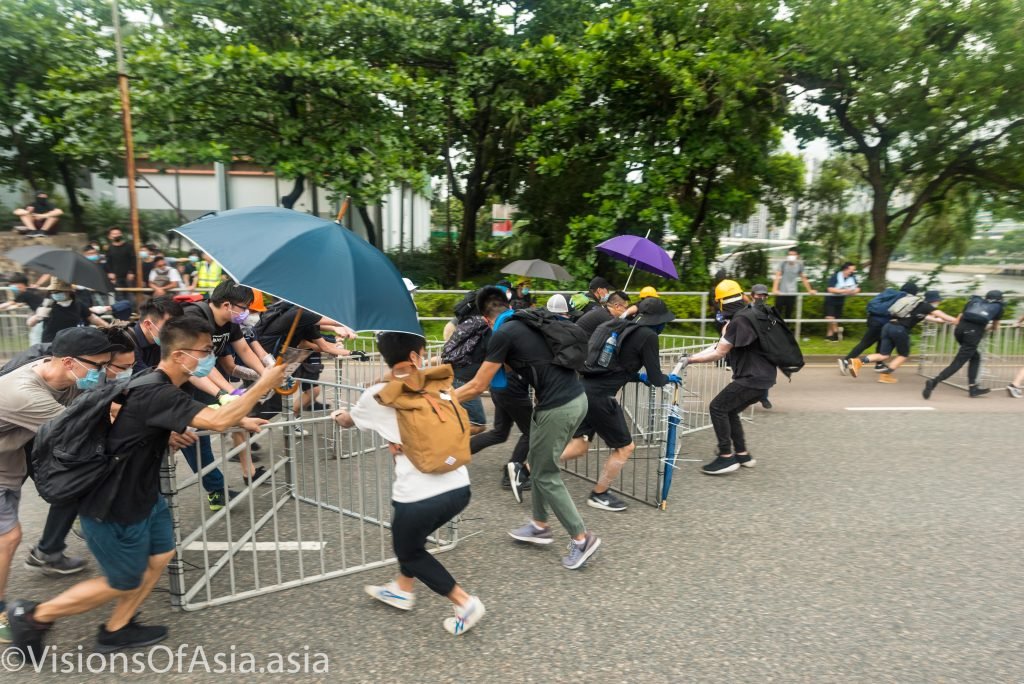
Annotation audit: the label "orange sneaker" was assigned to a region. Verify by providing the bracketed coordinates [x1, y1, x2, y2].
[849, 357, 862, 378]
[878, 374, 898, 384]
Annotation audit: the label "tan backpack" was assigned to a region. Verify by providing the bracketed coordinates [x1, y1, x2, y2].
[375, 363, 471, 474]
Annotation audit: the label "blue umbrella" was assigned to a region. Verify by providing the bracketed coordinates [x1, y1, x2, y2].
[171, 206, 421, 334]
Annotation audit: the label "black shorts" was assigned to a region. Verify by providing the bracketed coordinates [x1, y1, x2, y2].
[879, 323, 911, 358]
[823, 297, 846, 318]
[573, 392, 633, 449]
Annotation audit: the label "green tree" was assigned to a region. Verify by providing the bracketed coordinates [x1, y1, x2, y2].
[523, 1, 804, 288]
[0, 0, 121, 230]
[788, 0, 1024, 287]
[799, 156, 870, 273]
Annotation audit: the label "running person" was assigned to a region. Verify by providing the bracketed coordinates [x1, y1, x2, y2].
[923, 290, 1005, 399]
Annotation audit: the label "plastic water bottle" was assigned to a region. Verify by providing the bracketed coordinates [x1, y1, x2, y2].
[597, 331, 620, 368]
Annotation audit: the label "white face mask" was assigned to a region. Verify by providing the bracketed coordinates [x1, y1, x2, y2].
[787, 255, 798, 262]
[243, 313, 261, 328]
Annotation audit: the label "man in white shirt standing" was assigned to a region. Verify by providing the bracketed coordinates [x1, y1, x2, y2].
[332, 332, 484, 636]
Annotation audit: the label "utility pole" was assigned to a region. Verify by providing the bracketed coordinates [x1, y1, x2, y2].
[112, 0, 143, 287]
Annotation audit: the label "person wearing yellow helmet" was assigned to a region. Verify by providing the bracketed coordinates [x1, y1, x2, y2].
[638, 286, 659, 299]
[681, 278, 777, 475]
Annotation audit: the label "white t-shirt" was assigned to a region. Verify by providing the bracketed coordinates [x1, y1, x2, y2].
[149, 267, 183, 288]
[348, 383, 470, 504]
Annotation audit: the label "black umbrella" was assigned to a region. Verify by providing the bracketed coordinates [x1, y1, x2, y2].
[6, 246, 113, 293]
[500, 259, 573, 281]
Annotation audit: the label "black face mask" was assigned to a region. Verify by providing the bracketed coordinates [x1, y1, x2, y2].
[722, 300, 746, 317]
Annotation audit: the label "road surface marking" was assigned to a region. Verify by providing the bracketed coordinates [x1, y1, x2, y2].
[845, 406, 935, 411]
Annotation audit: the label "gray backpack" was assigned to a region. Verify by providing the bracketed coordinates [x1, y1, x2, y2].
[888, 294, 923, 319]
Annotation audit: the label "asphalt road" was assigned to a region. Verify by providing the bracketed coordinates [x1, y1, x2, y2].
[5, 366, 1022, 683]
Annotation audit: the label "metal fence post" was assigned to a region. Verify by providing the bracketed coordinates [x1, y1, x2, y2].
[795, 294, 804, 339]
[699, 292, 707, 338]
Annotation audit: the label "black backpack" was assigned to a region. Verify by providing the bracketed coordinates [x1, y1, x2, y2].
[441, 316, 490, 368]
[30, 371, 166, 506]
[511, 309, 589, 371]
[961, 296, 1003, 326]
[453, 289, 479, 322]
[0, 343, 53, 376]
[866, 288, 904, 318]
[581, 318, 644, 376]
[254, 300, 298, 356]
[733, 304, 805, 378]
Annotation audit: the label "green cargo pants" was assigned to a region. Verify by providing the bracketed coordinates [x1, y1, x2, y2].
[528, 392, 588, 537]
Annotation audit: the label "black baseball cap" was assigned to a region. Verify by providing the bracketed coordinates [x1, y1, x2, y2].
[751, 284, 769, 295]
[985, 290, 1003, 301]
[51, 327, 115, 358]
[924, 290, 942, 303]
[589, 276, 613, 291]
[633, 297, 676, 326]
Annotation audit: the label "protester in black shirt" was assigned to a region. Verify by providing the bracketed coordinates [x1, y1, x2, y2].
[853, 290, 958, 383]
[684, 280, 778, 475]
[6, 316, 286, 657]
[562, 297, 681, 512]
[1, 274, 43, 312]
[104, 227, 136, 296]
[455, 286, 602, 571]
[575, 290, 630, 338]
[13, 191, 63, 235]
[31, 280, 108, 343]
[923, 290, 1004, 399]
[574, 276, 613, 317]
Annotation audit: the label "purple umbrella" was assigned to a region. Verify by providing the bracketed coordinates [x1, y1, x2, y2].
[596, 234, 678, 290]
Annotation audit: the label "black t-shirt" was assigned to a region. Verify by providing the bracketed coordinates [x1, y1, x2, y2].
[130, 324, 161, 372]
[105, 242, 135, 279]
[583, 326, 668, 395]
[893, 301, 936, 330]
[722, 315, 777, 389]
[80, 370, 206, 523]
[576, 307, 612, 339]
[42, 301, 91, 343]
[257, 306, 322, 353]
[485, 319, 583, 411]
[14, 289, 43, 310]
[183, 303, 242, 356]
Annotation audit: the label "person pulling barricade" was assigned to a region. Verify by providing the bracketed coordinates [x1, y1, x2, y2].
[923, 290, 1005, 399]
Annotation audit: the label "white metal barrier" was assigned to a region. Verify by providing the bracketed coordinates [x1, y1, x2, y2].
[560, 337, 744, 508]
[917, 323, 1024, 391]
[163, 382, 459, 612]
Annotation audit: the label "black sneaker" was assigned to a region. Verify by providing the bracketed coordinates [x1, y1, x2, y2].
[876, 365, 893, 374]
[969, 386, 991, 398]
[25, 547, 88, 576]
[311, 402, 331, 411]
[837, 358, 849, 376]
[922, 379, 936, 400]
[250, 442, 262, 453]
[7, 600, 51, 663]
[507, 462, 528, 504]
[95, 620, 168, 653]
[874, 362, 887, 371]
[229, 451, 262, 463]
[735, 453, 756, 468]
[243, 466, 267, 486]
[500, 469, 512, 489]
[701, 454, 740, 475]
[207, 489, 240, 511]
[760, 397, 772, 409]
[587, 490, 627, 512]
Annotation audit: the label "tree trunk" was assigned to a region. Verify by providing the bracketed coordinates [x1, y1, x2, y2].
[456, 193, 484, 282]
[280, 175, 305, 209]
[867, 198, 891, 288]
[357, 205, 378, 248]
[56, 160, 85, 232]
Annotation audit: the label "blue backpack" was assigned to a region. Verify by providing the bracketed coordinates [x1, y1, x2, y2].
[867, 289, 904, 318]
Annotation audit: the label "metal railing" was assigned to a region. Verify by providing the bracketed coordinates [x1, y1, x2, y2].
[560, 336, 746, 508]
[164, 381, 459, 612]
[916, 322, 1024, 391]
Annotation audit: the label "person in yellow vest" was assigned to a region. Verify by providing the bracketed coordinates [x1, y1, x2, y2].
[195, 253, 226, 291]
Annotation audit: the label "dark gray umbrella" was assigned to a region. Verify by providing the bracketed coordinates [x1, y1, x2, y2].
[6, 246, 113, 293]
[500, 259, 573, 282]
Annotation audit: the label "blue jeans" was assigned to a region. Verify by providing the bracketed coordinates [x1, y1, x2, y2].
[452, 378, 487, 426]
[180, 435, 225, 493]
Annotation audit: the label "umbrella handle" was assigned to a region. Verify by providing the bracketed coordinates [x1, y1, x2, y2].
[273, 307, 304, 396]
[335, 197, 351, 224]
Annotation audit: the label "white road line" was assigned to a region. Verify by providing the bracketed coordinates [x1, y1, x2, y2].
[845, 406, 936, 411]
[183, 541, 325, 552]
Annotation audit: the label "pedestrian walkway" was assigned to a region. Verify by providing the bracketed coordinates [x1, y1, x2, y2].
[6, 367, 1022, 682]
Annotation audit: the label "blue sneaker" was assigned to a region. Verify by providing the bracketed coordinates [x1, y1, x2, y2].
[562, 532, 601, 570]
[508, 522, 554, 545]
[365, 582, 415, 611]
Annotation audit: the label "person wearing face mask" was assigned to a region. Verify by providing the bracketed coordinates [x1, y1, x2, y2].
[509, 280, 534, 311]
[575, 290, 631, 338]
[683, 279, 777, 476]
[103, 227, 136, 298]
[32, 280, 108, 344]
[139, 244, 160, 285]
[13, 191, 64, 236]
[573, 276, 613, 318]
[0, 327, 115, 640]
[771, 247, 817, 321]
[181, 282, 272, 484]
[561, 296, 681, 512]
[5, 317, 286, 656]
[195, 252, 226, 291]
[147, 256, 183, 297]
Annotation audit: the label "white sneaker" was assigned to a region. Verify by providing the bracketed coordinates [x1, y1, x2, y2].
[1007, 384, 1023, 399]
[443, 596, 485, 635]
[365, 582, 415, 611]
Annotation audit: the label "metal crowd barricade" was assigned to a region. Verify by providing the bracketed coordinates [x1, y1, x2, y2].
[163, 379, 459, 612]
[560, 336, 744, 508]
[917, 322, 1024, 391]
[0, 310, 31, 361]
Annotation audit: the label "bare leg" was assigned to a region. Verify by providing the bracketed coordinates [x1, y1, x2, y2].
[33, 577, 125, 623]
[233, 432, 254, 478]
[594, 443, 636, 493]
[1014, 367, 1024, 386]
[104, 551, 174, 631]
[446, 584, 470, 607]
[826, 316, 837, 337]
[0, 523, 23, 603]
[887, 355, 909, 371]
[40, 214, 61, 233]
[559, 437, 589, 462]
[14, 210, 35, 231]
[864, 352, 890, 364]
